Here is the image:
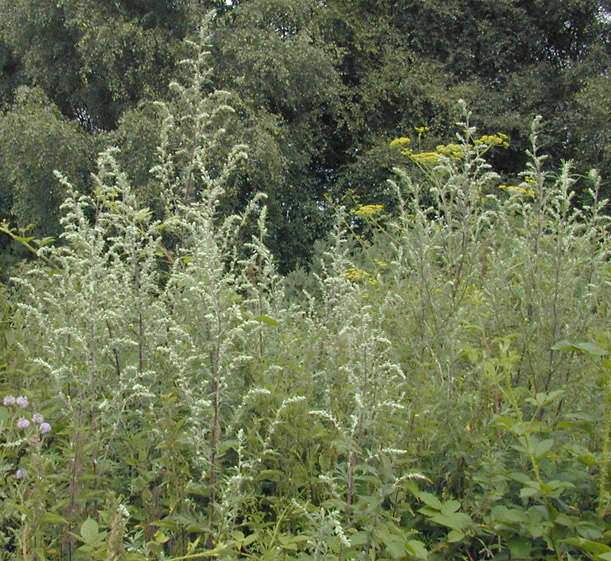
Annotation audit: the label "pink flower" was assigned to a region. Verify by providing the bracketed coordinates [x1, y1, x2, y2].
[16, 417, 30, 429]
[39, 422, 52, 435]
[15, 469, 27, 480]
[32, 413, 44, 424]
[15, 396, 29, 408]
[3, 395, 16, 406]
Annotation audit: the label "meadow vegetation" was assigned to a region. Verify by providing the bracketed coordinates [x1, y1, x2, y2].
[0, 17, 609, 561]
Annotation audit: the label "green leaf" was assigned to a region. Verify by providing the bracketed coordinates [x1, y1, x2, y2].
[42, 511, 69, 525]
[406, 539, 428, 559]
[447, 529, 465, 542]
[440, 500, 461, 515]
[533, 438, 555, 458]
[509, 472, 538, 487]
[563, 537, 611, 555]
[429, 512, 472, 532]
[153, 530, 170, 545]
[350, 531, 370, 546]
[255, 315, 280, 327]
[508, 537, 532, 557]
[0, 406, 9, 424]
[520, 486, 540, 498]
[80, 518, 101, 545]
[552, 340, 608, 356]
[417, 491, 442, 510]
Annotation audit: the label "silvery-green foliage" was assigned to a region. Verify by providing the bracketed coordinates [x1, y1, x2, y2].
[481, 117, 609, 396]
[15, 147, 164, 436]
[386, 103, 502, 396]
[150, 9, 247, 211]
[8, 10, 280, 550]
[304, 209, 408, 518]
[9, 146, 169, 556]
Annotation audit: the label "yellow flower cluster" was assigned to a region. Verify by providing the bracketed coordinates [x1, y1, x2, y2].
[435, 143, 465, 159]
[391, 129, 509, 166]
[352, 204, 384, 216]
[409, 151, 441, 164]
[475, 133, 510, 147]
[498, 184, 536, 197]
[346, 268, 378, 285]
[389, 137, 412, 148]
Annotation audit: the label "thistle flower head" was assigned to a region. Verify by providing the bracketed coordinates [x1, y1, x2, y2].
[32, 413, 44, 424]
[3, 395, 16, 406]
[15, 396, 29, 408]
[39, 422, 52, 435]
[16, 417, 30, 429]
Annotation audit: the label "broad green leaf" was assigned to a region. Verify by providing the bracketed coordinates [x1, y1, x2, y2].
[490, 505, 529, 524]
[42, 512, 69, 525]
[440, 500, 461, 515]
[563, 537, 611, 555]
[508, 537, 532, 557]
[153, 530, 170, 545]
[0, 406, 9, 424]
[80, 518, 101, 545]
[447, 529, 465, 542]
[509, 472, 538, 487]
[520, 486, 539, 498]
[552, 340, 608, 356]
[417, 491, 442, 510]
[255, 315, 280, 326]
[350, 531, 370, 546]
[406, 539, 428, 559]
[573, 342, 608, 356]
[429, 512, 472, 532]
[533, 438, 555, 458]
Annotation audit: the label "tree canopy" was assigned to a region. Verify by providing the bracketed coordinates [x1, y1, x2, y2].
[0, 0, 608, 270]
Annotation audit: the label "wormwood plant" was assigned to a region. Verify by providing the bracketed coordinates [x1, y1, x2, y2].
[1, 34, 609, 561]
[2, 12, 286, 559]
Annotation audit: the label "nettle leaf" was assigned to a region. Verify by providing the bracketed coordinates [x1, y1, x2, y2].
[406, 539, 428, 559]
[447, 529, 465, 543]
[508, 536, 532, 558]
[519, 486, 540, 499]
[417, 491, 443, 510]
[490, 505, 530, 524]
[525, 390, 564, 407]
[440, 500, 461, 515]
[509, 472, 538, 487]
[0, 406, 9, 424]
[563, 537, 611, 556]
[350, 531, 370, 547]
[552, 340, 608, 356]
[428, 511, 472, 532]
[80, 517, 104, 546]
[255, 315, 280, 326]
[532, 437, 555, 459]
